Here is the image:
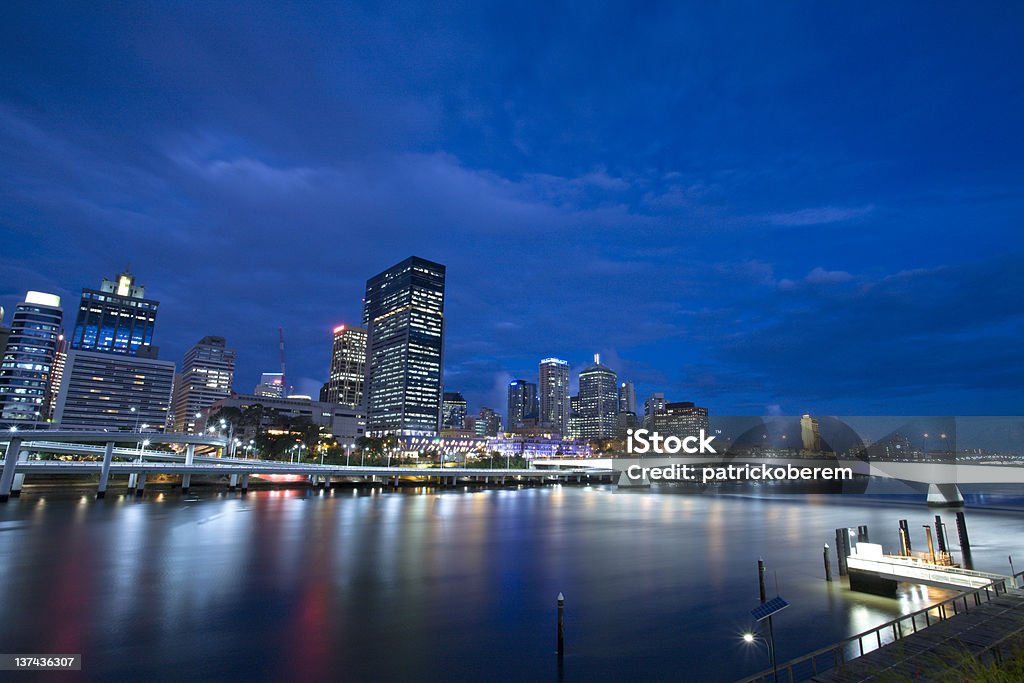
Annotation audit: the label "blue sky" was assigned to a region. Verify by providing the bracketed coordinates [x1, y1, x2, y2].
[1, 2, 1022, 416]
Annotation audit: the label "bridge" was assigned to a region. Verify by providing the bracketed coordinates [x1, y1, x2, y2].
[0, 431, 614, 501]
[533, 455, 1024, 505]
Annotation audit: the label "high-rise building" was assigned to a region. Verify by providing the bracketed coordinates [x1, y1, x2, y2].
[322, 324, 367, 407]
[46, 334, 67, 420]
[54, 270, 176, 431]
[618, 381, 636, 415]
[171, 336, 237, 434]
[577, 354, 619, 439]
[507, 379, 538, 429]
[650, 401, 709, 439]
[538, 357, 570, 434]
[363, 256, 446, 436]
[0, 305, 10, 360]
[567, 394, 582, 439]
[69, 271, 158, 356]
[0, 292, 63, 427]
[442, 391, 468, 430]
[475, 406, 502, 437]
[801, 414, 822, 452]
[643, 392, 666, 428]
[53, 350, 175, 431]
[254, 372, 285, 398]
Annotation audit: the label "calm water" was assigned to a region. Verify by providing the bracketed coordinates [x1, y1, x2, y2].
[0, 485, 1021, 682]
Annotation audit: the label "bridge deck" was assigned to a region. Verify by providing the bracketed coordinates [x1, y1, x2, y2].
[845, 554, 1008, 590]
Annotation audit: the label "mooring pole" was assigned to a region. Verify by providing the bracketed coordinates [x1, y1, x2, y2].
[557, 592, 565, 659]
[955, 512, 972, 569]
[823, 544, 832, 582]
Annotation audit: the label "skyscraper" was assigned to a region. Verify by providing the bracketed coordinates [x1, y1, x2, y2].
[618, 381, 636, 415]
[442, 391, 468, 430]
[801, 414, 822, 452]
[507, 379, 538, 428]
[0, 306, 10, 360]
[650, 401, 709, 439]
[322, 324, 367, 407]
[476, 406, 502, 437]
[0, 291, 63, 427]
[54, 270, 175, 431]
[538, 357, 570, 435]
[171, 336, 237, 433]
[69, 270, 158, 356]
[643, 392, 666, 428]
[363, 256, 446, 436]
[577, 354, 618, 439]
[254, 372, 285, 398]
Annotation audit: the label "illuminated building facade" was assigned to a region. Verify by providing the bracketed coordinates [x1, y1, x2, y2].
[171, 336, 236, 433]
[254, 372, 285, 398]
[507, 379, 538, 429]
[363, 256, 446, 436]
[322, 324, 367, 407]
[0, 291, 63, 427]
[650, 401, 709, 439]
[801, 414, 822, 452]
[577, 354, 618, 439]
[69, 271, 158, 356]
[538, 357, 570, 434]
[442, 391, 467, 429]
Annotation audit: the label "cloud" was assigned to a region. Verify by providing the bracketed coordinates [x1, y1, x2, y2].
[804, 267, 853, 284]
[765, 205, 874, 226]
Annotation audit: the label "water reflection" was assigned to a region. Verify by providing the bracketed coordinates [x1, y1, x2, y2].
[0, 487, 1019, 682]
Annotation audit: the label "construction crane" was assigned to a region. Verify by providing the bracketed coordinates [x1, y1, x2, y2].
[278, 327, 288, 396]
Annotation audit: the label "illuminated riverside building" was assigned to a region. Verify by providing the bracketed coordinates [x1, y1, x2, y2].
[201, 394, 365, 449]
[649, 401, 709, 439]
[363, 256, 446, 436]
[539, 357, 570, 434]
[254, 372, 285, 398]
[322, 324, 367, 407]
[476, 406, 502, 437]
[0, 291, 63, 428]
[507, 379, 538, 428]
[490, 435, 592, 460]
[801, 414, 822, 452]
[53, 350, 175, 431]
[442, 391, 467, 429]
[643, 392, 666, 428]
[69, 271, 158, 356]
[577, 354, 618, 439]
[171, 336, 236, 433]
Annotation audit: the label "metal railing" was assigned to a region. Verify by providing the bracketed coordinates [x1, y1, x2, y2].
[735, 570, 1024, 683]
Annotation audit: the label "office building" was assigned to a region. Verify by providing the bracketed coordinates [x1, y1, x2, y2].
[54, 349, 175, 431]
[254, 372, 285, 398]
[442, 391, 468, 430]
[0, 292, 63, 427]
[0, 306, 10, 359]
[322, 324, 367, 407]
[363, 256, 446, 436]
[507, 379, 538, 429]
[69, 270, 158, 356]
[539, 357, 570, 434]
[650, 401, 709, 439]
[171, 336, 237, 434]
[577, 354, 619, 439]
[46, 334, 67, 420]
[618, 381, 636, 415]
[643, 392, 666, 428]
[567, 394, 582, 439]
[200, 394, 366, 450]
[475, 406, 502, 437]
[801, 414, 822, 452]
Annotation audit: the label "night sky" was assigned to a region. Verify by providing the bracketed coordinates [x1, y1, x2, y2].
[1, 3, 1022, 416]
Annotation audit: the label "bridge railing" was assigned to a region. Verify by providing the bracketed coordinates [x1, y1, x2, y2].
[735, 570, 1024, 683]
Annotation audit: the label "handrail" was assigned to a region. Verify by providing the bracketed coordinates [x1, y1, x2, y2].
[735, 570, 1024, 683]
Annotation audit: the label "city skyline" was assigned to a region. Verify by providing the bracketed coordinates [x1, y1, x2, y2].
[2, 4, 1023, 417]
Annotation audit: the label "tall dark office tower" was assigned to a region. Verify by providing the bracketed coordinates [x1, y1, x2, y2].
[442, 392, 467, 429]
[323, 324, 367, 407]
[650, 402, 709, 439]
[578, 354, 619, 439]
[618, 381, 636, 415]
[171, 336, 237, 433]
[476, 406, 502, 437]
[643, 392, 666, 428]
[538, 357, 570, 434]
[362, 256, 446, 436]
[0, 291, 63, 427]
[70, 270, 158, 356]
[507, 379, 538, 428]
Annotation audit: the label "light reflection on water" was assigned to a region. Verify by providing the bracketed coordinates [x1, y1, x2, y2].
[0, 486, 1019, 682]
